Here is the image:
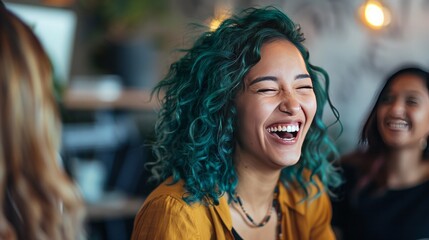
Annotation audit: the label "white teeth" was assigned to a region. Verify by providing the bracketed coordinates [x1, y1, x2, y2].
[267, 124, 300, 133]
[386, 120, 408, 130]
[387, 122, 408, 129]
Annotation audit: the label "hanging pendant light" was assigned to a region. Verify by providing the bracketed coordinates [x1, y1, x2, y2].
[359, 0, 391, 29]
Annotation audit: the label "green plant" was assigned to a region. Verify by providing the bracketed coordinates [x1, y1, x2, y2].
[80, 0, 169, 39]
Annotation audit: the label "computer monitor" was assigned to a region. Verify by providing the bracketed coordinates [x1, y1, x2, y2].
[5, 2, 77, 85]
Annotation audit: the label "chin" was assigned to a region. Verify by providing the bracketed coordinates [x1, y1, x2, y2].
[277, 155, 301, 167]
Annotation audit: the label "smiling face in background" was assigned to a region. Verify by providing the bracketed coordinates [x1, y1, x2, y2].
[377, 74, 429, 149]
[234, 39, 317, 171]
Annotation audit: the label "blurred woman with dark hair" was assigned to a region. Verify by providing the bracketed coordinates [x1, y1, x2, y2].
[333, 66, 429, 240]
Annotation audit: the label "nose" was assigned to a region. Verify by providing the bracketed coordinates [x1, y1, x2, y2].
[278, 93, 301, 115]
[388, 99, 405, 116]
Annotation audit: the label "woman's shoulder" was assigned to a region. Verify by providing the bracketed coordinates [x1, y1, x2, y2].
[136, 178, 209, 225]
[279, 170, 331, 212]
[142, 177, 214, 212]
[132, 178, 222, 239]
[278, 173, 335, 238]
[300, 168, 330, 193]
[144, 177, 187, 202]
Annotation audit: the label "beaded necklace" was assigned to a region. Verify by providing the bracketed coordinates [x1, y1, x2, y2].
[234, 186, 283, 239]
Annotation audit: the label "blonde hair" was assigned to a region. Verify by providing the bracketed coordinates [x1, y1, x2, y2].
[0, 5, 85, 240]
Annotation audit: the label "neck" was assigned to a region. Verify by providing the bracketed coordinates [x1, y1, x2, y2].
[385, 147, 429, 188]
[233, 157, 280, 216]
[235, 166, 279, 206]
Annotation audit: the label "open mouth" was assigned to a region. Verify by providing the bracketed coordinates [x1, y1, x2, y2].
[267, 123, 300, 140]
[386, 119, 409, 130]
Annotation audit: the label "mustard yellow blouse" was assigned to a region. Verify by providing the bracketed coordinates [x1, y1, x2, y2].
[131, 177, 335, 240]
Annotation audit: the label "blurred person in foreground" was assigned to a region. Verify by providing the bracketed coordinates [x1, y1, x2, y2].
[0, 2, 85, 240]
[332, 66, 429, 240]
[132, 6, 342, 240]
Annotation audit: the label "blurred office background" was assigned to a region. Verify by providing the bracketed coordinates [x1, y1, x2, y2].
[4, 0, 429, 239]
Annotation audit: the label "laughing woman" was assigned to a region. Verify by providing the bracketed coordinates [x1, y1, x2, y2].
[131, 6, 341, 240]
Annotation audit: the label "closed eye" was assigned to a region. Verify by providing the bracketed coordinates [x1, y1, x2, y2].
[296, 85, 313, 93]
[257, 89, 277, 93]
[256, 88, 278, 96]
[406, 98, 419, 105]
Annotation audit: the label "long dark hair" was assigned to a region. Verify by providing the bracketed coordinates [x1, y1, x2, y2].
[354, 66, 429, 192]
[361, 66, 429, 156]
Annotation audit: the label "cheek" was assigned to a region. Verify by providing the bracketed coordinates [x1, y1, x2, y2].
[376, 106, 387, 122]
[414, 110, 429, 129]
[303, 95, 317, 121]
[239, 103, 272, 127]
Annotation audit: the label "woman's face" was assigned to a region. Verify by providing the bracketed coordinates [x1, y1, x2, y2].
[377, 74, 429, 149]
[234, 39, 317, 170]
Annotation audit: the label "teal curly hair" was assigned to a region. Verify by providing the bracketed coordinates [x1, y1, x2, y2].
[149, 6, 342, 205]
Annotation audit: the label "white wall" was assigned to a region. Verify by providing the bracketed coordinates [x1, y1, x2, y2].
[281, 0, 429, 153]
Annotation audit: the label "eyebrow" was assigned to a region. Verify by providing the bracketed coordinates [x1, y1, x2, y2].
[248, 73, 311, 86]
[387, 90, 427, 96]
[296, 73, 311, 80]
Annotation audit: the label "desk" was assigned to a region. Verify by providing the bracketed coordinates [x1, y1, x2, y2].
[86, 194, 145, 221]
[62, 87, 153, 240]
[85, 194, 146, 240]
[62, 88, 151, 220]
[62, 88, 161, 111]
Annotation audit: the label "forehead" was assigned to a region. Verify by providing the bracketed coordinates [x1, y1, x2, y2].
[388, 74, 429, 95]
[258, 39, 304, 67]
[243, 39, 307, 83]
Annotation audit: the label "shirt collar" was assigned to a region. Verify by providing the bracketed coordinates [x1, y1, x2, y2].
[278, 181, 307, 215]
[213, 181, 309, 230]
[213, 195, 233, 229]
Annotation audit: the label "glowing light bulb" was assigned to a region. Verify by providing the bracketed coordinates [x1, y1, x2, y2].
[365, 2, 384, 27]
[208, 4, 232, 32]
[360, 0, 391, 29]
[209, 18, 222, 32]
